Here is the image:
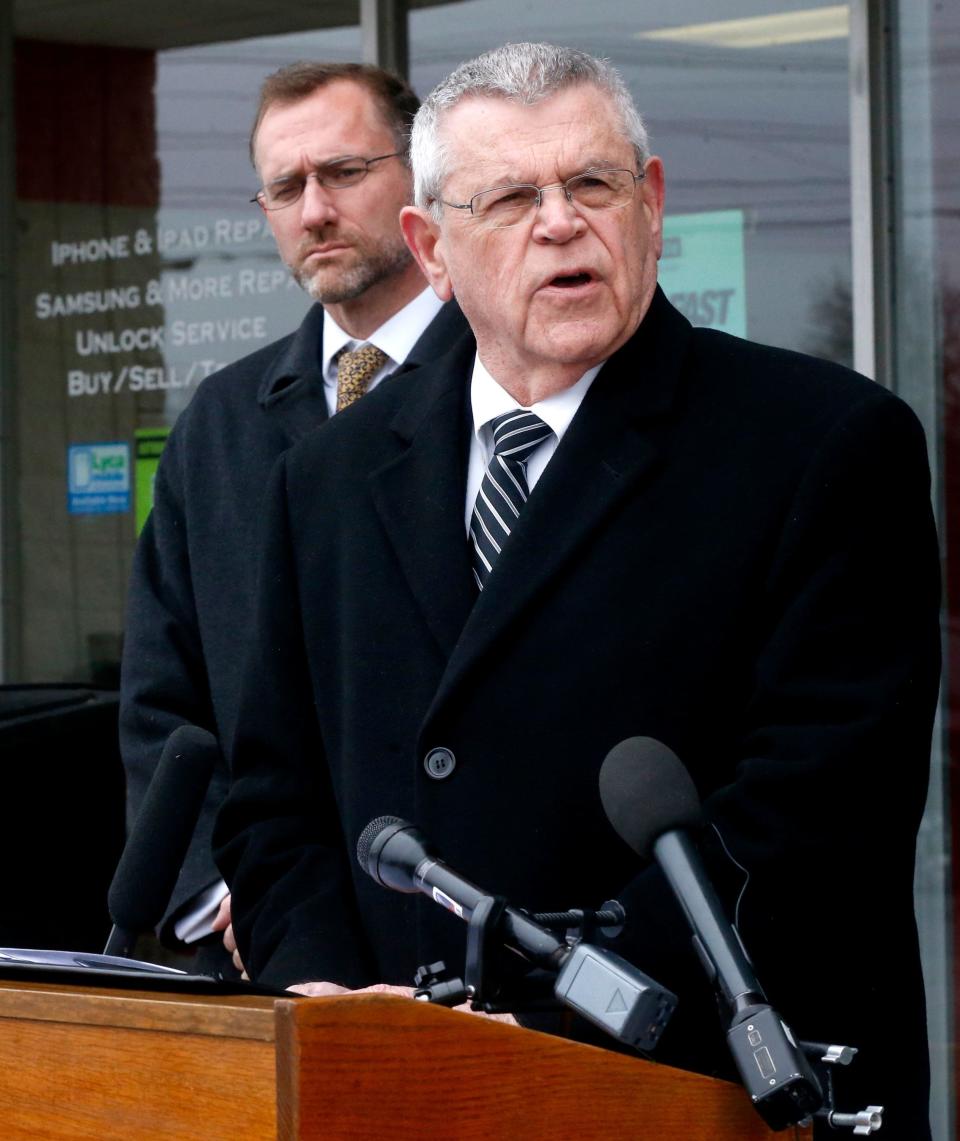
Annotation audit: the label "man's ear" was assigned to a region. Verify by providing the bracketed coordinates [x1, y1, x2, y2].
[401, 206, 453, 302]
[641, 156, 666, 260]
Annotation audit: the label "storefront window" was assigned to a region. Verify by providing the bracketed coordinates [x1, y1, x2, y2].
[894, 2, 960, 1137]
[411, 1, 853, 361]
[12, 25, 358, 686]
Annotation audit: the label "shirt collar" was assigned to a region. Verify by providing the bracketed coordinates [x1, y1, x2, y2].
[322, 286, 445, 384]
[470, 355, 603, 450]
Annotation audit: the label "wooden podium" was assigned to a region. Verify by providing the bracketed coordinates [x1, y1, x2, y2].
[0, 978, 813, 1139]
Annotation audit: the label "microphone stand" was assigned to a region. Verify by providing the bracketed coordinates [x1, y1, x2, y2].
[412, 896, 676, 1056]
[414, 896, 626, 1011]
[658, 831, 883, 1135]
[414, 890, 883, 1136]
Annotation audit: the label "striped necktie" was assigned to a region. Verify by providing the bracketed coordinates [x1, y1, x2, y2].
[335, 343, 388, 412]
[470, 409, 552, 590]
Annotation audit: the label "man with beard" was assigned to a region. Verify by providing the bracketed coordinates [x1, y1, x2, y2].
[119, 62, 466, 973]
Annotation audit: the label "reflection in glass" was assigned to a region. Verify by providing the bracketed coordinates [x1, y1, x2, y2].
[410, 0, 852, 362]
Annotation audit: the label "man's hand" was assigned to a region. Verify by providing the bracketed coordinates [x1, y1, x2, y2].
[210, 893, 247, 978]
[288, 981, 415, 998]
[286, 979, 517, 1024]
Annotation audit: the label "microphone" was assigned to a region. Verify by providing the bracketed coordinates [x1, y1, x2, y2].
[599, 737, 823, 1129]
[357, 815, 677, 1052]
[599, 736, 761, 1012]
[105, 725, 220, 956]
[358, 815, 567, 968]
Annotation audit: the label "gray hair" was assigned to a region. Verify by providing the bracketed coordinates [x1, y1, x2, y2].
[410, 42, 650, 218]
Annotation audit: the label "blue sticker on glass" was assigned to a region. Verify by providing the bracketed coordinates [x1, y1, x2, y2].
[68, 442, 131, 514]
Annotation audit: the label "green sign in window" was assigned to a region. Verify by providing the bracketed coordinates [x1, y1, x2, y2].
[134, 427, 171, 535]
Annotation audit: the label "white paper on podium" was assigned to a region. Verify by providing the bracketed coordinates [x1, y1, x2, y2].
[0, 947, 187, 974]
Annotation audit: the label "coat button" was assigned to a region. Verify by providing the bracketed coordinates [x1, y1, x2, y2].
[424, 747, 456, 780]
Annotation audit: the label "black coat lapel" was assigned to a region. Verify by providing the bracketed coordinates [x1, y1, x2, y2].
[258, 304, 329, 443]
[261, 300, 468, 444]
[425, 288, 692, 719]
[369, 333, 478, 656]
[401, 300, 470, 373]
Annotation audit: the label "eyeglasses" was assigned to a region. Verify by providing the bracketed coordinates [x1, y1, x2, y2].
[438, 168, 645, 228]
[252, 152, 404, 211]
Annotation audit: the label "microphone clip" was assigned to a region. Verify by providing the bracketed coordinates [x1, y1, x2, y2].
[801, 1041, 884, 1135]
[413, 961, 468, 1007]
[414, 893, 559, 1014]
[528, 899, 626, 943]
[726, 1009, 884, 1134]
[412, 890, 677, 1053]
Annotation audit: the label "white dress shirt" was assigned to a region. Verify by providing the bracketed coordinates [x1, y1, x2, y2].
[464, 356, 603, 532]
[321, 286, 445, 416]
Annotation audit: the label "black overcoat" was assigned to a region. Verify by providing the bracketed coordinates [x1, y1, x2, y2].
[120, 300, 469, 935]
[216, 289, 940, 1138]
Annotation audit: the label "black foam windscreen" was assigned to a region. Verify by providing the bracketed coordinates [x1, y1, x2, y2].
[108, 724, 220, 931]
[356, 814, 405, 879]
[598, 736, 703, 858]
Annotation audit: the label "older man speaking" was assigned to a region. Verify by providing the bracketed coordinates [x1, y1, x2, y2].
[216, 44, 939, 1139]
